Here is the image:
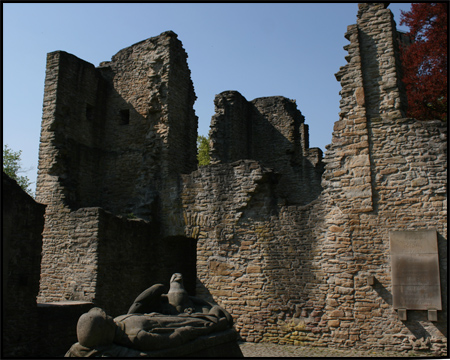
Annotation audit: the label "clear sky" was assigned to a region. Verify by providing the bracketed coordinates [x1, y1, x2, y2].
[3, 2, 411, 195]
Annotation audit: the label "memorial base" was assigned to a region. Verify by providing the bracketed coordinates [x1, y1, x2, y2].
[66, 329, 243, 357]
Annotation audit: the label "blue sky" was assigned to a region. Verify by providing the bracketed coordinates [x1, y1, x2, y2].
[3, 3, 411, 194]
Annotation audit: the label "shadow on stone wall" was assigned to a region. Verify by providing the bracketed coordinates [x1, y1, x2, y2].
[250, 104, 324, 206]
[198, 92, 326, 336]
[436, 232, 448, 338]
[209, 91, 324, 207]
[2, 172, 45, 357]
[157, 236, 198, 296]
[94, 210, 197, 316]
[235, 169, 325, 340]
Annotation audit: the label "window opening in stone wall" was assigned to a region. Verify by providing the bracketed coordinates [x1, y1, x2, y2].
[86, 104, 94, 122]
[120, 109, 130, 125]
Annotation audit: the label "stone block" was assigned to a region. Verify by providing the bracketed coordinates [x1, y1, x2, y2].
[428, 309, 438, 322]
[397, 309, 407, 321]
[247, 265, 262, 274]
[328, 320, 340, 327]
[329, 225, 345, 233]
[355, 87, 365, 106]
[329, 310, 345, 318]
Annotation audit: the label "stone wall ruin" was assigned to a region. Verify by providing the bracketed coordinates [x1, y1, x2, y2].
[35, 31, 198, 310]
[184, 116, 448, 350]
[184, 3, 446, 354]
[209, 91, 324, 205]
[4, 3, 446, 357]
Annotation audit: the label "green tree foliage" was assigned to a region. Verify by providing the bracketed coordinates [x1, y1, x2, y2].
[3, 145, 33, 196]
[197, 135, 210, 166]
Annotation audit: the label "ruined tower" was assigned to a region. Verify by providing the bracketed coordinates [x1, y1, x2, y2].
[36, 31, 197, 222]
[36, 31, 198, 311]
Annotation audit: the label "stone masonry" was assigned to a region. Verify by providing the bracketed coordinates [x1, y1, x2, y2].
[36, 31, 198, 309]
[11, 2, 446, 357]
[36, 30, 197, 227]
[182, 3, 447, 355]
[209, 91, 324, 205]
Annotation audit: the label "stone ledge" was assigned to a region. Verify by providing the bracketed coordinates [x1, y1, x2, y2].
[38, 301, 94, 307]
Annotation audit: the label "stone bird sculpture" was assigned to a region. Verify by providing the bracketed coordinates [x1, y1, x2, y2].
[167, 273, 194, 313]
[127, 273, 232, 321]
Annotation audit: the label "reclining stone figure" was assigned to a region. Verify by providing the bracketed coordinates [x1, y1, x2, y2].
[66, 273, 239, 357]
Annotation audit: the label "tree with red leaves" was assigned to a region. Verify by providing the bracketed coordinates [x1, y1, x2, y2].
[399, 3, 447, 121]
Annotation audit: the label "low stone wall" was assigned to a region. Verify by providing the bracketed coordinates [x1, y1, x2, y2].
[38, 205, 196, 317]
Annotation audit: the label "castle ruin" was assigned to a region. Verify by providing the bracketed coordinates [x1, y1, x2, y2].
[3, 3, 447, 356]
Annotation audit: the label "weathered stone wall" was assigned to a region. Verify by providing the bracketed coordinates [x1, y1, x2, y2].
[251, 96, 323, 204]
[37, 207, 100, 303]
[36, 51, 106, 210]
[182, 3, 447, 355]
[2, 172, 46, 357]
[36, 31, 197, 303]
[316, 5, 445, 353]
[94, 31, 197, 228]
[36, 205, 196, 315]
[209, 91, 324, 205]
[95, 211, 197, 316]
[315, 116, 446, 354]
[209, 91, 252, 164]
[36, 31, 197, 224]
[182, 162, 326, 342]
[335, 118, 446, 353]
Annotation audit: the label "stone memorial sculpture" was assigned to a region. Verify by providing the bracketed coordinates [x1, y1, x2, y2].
[65, 273, 241, 357]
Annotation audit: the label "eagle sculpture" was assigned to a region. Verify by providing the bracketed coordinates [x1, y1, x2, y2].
[126, 273, 233, 326]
